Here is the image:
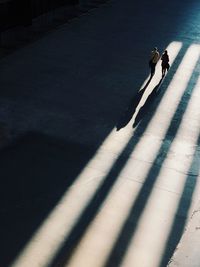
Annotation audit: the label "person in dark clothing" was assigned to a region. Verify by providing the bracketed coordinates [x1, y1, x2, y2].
[161, 50, 170, 77]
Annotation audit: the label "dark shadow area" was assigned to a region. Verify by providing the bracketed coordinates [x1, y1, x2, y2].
[0, 132, 96, 267]
[50, 45, 188, 267]
[116, 76, 152, 131]
[159, 135, 200, 267]
[102, 57, 200, 267]
[132, 77, 163, 128]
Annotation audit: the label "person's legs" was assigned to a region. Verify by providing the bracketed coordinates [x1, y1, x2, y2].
[162, 64, 167, 77]
[162, 67, 166, 76]
[150, 63, 156, 76]
[166, 63, 170, 71]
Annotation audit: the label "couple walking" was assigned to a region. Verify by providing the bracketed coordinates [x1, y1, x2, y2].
[149, 47, 170, 77]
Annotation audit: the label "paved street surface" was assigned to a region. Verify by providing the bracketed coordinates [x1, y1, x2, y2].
[0, 0, 200, 267]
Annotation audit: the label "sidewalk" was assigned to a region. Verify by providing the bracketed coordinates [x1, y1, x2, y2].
[168, 200, 200, 267]
[0, 0, 200, 267]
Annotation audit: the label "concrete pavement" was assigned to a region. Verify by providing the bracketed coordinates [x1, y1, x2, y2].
[0, 0, 200, 266]
[168, 199, 200, 267]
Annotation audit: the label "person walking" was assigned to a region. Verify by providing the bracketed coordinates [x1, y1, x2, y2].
[161, 50, 170, 77]
[149, 47, 160, 77]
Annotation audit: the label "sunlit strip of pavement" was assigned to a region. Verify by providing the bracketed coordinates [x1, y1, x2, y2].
[100, 42, 182, 154]
[126, 42, 183, 129]
[120, 67, 200, 267]
[160, 128, 200, 266]
[61, 44, 200, 267]
[9, 129, 133, 267]
[167, 174, 200, 267]
[142, 44, 200, 139]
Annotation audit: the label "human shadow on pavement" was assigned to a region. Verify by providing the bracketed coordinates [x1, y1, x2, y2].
[132, 77, 164, 128]
[0, 132, 96, 267]
[116, 76, 152, 131]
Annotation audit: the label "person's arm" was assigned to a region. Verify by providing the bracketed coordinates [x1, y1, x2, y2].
[156, 52, 160, 62]
[150, 51, 154, 60]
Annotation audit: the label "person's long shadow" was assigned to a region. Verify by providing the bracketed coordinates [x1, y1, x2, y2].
[116, 76, 152, 131]
[132, 77, 164, 128]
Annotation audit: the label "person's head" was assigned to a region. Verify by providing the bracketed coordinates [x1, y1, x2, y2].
[164, 50, 168, 54]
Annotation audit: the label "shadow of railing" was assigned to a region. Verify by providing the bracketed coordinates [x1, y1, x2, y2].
[49, 45, 189, 267]
[132, 77, 164, 128]
[116, 76, 152, 130]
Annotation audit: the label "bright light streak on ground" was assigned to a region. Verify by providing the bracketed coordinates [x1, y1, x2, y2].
[131, 41, 182, 125]
[121, 70, 200, 267]
[100, 42, 182, 155]
[10, 128, 134, 267]
[145, 44, 200, 139]
[64, 43, 189, 267]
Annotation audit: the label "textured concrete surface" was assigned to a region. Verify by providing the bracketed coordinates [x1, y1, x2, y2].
[0, 0, 200, 267]
[168, 200, 200, 267]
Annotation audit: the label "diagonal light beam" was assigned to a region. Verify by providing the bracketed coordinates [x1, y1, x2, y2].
[62, 43, 200, 267]
[10, 41, 182, 267]
[158, 74, 200, 267]
[120, 63, 200, 267]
